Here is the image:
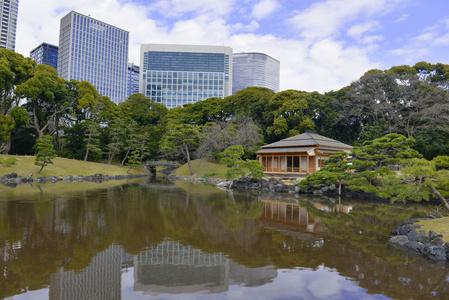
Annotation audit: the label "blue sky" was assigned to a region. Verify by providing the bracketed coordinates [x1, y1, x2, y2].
[16, 0, 449, 92]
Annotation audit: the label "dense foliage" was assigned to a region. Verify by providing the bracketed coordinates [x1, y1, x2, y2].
[1, 48, 448, 170]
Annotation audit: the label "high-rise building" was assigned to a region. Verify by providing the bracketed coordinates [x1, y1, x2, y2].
[140, 44, 232, 109]
[29, 42, 58, 69]
[232, 52, 280, 94]
[127, 62, 139, 98]
[0, 0, 19, 51]
[57, 11, 129, 104]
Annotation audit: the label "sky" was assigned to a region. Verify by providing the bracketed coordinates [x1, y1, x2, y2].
[15, 0, 449, 93]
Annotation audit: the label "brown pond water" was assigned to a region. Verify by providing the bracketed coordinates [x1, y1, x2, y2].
[0, 178, 448, 299]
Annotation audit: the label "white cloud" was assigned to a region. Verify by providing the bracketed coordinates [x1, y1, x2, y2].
[347, 21, 381, 39]
[395, 13, 408, 23]
[287, 0, 403, 40]
[148, 0, 236, 18]
[251, 0, 279, 20]
[15, 0, 386, 94]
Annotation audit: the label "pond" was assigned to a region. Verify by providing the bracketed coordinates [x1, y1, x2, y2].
[0, 178, 448, 299]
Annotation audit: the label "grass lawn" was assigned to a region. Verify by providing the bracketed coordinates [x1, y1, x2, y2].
[172, 158, 249, 179]
[416, 217, 449, 243]
[0, 154, 148, 178]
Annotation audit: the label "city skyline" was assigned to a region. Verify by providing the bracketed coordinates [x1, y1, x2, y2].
[14, 1, 449, 93]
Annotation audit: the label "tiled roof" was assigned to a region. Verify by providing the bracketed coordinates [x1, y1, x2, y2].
[256, 146, 314, 154]
[259, 132, 353, 151]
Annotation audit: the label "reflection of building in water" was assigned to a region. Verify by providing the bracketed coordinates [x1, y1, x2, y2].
[133, 240, 277, 295]
[260, 200, 353, 239]
[49, 245, 123, 300]
[313, 203, 352, 214]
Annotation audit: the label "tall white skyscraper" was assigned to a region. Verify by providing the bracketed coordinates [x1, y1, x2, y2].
[0, 0, 19, 51]
[140, 44, 232, 109]
[232, 52, 280, 94]
[57, 11, 129, 104]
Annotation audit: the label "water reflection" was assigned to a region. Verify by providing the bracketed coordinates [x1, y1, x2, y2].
[0, 179, 448, 299]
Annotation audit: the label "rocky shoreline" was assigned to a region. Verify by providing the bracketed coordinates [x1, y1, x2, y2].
[389, 217, 449, 261]
[0, 172, 148, 187]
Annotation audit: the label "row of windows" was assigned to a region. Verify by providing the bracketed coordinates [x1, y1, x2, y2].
[147, 78, 224, 85]
[144, 52, 227, 73]
[145, 71, 224, 80]
[147, 85, 223, 92]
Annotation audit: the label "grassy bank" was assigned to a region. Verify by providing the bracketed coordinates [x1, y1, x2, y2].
[416, 217, 449, 243]
[172, 158, 247, 178]
[0, 155, 147, 178]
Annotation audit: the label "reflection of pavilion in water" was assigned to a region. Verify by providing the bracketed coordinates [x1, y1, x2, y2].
[260, 199, 352, 239]
[133, 239, 277, 295]
[49, 245, 123, 300]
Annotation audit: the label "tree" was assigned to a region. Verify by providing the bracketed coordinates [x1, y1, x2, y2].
[350, 133, 422, 189]
[126, 150, 141, 173]
[160, 124, 200, 176]
[0, 49, 35, 153]
[15, 64, 69, 138]
[197, 115, 263, 160]
[299, 151, 352, 195]
[265, 90, 316, 143]
[379, 157, 449, 212]
[34, 135, 57, 174]
[220, 145, 245, 181]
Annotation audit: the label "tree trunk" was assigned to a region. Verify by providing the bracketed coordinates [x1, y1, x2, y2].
[429, 184, 449, 212]
[0, 138, 11, 154]
[38, 163, 46, 174]
[84, 114, 96, 162]
[185, 144, 194, 176]
[338, 179, 342, 196]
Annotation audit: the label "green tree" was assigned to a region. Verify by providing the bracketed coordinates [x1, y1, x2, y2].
[0, 49, 35, 153]
[126, 149, 141, 173]
[161, 124, 200, 175]
[220, 145, 246, 180]
[379, 157, 449, 212]
[15, 64, 69, 138]
[34, 135, 57, 174]
[350, 133, 422, 189]
[244, 160, 264, 179]
[265, 90, 316, 142]
[299, 151, 352, 195]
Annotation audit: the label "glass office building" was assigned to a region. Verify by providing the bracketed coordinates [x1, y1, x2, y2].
[0, 0, 19, 51]
[127, 62, 139, 98]
[232, 52, 280, 94]
[30, 43, 59, 69]
[57, 11, 129, 104]
[140, 44, 232, 109]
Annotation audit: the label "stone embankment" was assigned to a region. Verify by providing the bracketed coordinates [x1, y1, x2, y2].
[167, 175, 296, 193]
[0, 172, 148, 186]
[389, 217, 449, 261]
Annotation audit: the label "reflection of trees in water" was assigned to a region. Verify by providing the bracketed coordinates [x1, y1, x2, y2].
[0, 181, 448, 299]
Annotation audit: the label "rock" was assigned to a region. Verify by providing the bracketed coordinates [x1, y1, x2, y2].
[422, 245, 448, 260]
[429, 231, 443, 239]
[3, 173, 18, 179]
[321, 186, 329, 192]
[430, 237, 445, 247]
[216, 181, 231, 188]
[48, 176, 59, 183]
[329, 184, 336, 190]
[389, 235, 409, 246]
[417, 233, 431, 244]
[406, 241, 424, 252]
[407, 230, 418, 242]
[35, 177, 47, 183]
[294, 186, 300, 193]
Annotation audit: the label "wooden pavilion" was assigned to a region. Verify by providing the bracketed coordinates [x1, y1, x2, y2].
[257, 131, 352, 175]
